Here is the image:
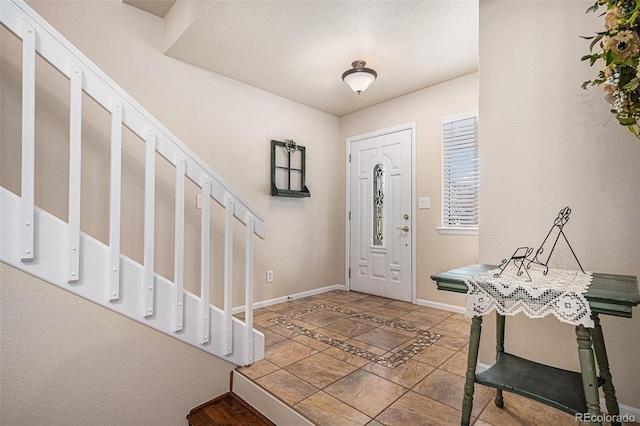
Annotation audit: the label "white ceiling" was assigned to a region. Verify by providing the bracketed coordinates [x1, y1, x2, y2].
[129, 1, 478, 117]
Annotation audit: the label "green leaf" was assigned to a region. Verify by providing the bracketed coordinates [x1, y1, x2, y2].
[624, 77, 639, 90]
[590, 34, 604, 52]
[605, 49, 615, 65]
[586, 1, 600, 13]
[581, 35, 595, 40]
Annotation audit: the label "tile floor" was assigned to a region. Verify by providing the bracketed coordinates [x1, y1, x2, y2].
[237, 290, 637, 426]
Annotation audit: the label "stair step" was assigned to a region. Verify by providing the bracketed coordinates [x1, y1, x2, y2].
[187, 392, 275, 426]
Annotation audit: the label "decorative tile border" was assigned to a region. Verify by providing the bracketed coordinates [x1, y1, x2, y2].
[268, 304, 442, 368]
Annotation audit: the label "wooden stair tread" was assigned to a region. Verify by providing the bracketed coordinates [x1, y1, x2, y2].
[187, 393, 275, 426]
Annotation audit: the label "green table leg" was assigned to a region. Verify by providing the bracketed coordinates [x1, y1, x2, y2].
[591, 313, 621, 426]
[495, 313, 505, 408]
[462, 316, 482, 426]
[576, 325, 602, 426]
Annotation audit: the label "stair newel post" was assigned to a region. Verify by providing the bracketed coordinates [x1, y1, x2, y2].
[200, 178, 211, 344]
[245, 214, 255, 365]
[224, 197, 234, 355]
[143, 128, 156, 317]
[173, 155, 185, 332]
[68, 62, 82, 284]
[108, 96, 122, 300]
[20, 20, 36, 263]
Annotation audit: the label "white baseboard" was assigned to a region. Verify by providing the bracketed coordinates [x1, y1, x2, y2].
[476, 363, 639, 420]
[232, 284, 346, 315]
[417, 298, 466, 315]
[233, 370, 313, 425]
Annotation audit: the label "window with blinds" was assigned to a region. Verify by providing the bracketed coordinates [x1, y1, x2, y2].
[440, 112, 478, 233]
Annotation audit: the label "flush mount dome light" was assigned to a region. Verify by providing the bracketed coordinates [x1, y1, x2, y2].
[342, 60, 377, 95]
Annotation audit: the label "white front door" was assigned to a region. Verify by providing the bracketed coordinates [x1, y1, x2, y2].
[348, 127, 413, 302]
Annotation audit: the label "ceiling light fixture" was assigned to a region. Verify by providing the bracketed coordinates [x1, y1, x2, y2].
[342, 60, 377, 95]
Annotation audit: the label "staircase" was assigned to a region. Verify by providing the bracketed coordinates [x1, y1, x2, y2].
[0, 0, 265, 366]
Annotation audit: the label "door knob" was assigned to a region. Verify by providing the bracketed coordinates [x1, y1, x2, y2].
[397, 226, 409, 232]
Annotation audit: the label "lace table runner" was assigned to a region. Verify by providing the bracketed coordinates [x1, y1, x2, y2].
[465, 267, 594, 328]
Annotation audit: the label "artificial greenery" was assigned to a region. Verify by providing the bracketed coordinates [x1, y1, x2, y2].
[582, 0, 640, 138]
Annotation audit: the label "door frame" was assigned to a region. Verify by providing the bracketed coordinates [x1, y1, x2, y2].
[345, 122, 417, 304]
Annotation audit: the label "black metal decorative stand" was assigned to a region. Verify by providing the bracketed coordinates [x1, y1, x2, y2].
[494, 207, 586, 281]
[526, 207, 585, 275]
[494, 247, 535, 281]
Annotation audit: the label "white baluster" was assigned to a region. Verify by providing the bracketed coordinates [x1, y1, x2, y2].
[174, 155, 185, 332]
[143, 128, 156, 317]
[224, 198, 234, 355]
[67, 63, 82, 283]
[20, 21, 36, 263]
[108, 96, 122, 300]
[200, 179, 211, 344]
[245, 215, 255, 365]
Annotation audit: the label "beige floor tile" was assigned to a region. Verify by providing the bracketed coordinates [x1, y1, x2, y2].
[293, 334, 333, 351]
[288, 319, 320, 330]
[450, 313, 472, 323]
[325, 369, 407, 418]
[323, 347, 371, 368]
[386, 300, 421, 311]
[387, 337, 419, 353]
[353, 328, 412, 351]
[430, 327, 469, 350]
[255, 369, 318, 406]
[267, 324, 300, 338]
[473, 420, 494, 426]
[378, 324, 419, 338]
[253, 311, 286, 328]
[295, 391, 371, 426]
[416, 306, 456, 318]
[314, 327, 351, 342]
[375, 391, 462, 426]
[439, 351, 469, 377]
[285, 352, 357, 388]
[363, 359, 434, 388]
[341, 298, 387, 311]
[262, 328, 289, 347]
[237, 359, 280, 380]
[264, 339, 317, 367]
[478, 391, 582, 426]
[368, 306, 407, 319]
[299, 310, 348, 327]
[413, 368, 494, 418]
[436, 317, 473, 335]
[345, 338, 389, 356]
[268, 301, 307, 314]
[399, 310, 448, 329]
[411, 343, 456, 367]
[326, 318, 377, 338]
[366, 420, 385, 426]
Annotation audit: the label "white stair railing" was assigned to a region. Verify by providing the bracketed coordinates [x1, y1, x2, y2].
[0, 0, 265, 366]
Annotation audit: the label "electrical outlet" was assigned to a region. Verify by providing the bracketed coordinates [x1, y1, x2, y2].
[266, 270, 274, 283]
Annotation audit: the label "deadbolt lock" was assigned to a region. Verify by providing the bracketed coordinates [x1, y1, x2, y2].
[404, 214, 409, 220]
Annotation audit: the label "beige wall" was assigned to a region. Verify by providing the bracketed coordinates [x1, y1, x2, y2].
[0, 263, 235, 425]
[1, 0, 342, 423]
[340, 73, 480, 305]
[479, 0, 640, 408]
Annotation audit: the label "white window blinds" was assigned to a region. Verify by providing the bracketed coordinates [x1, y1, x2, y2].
[442, 113, 478, 229]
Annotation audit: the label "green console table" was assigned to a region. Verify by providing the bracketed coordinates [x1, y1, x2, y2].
[430, 264, 639, 426]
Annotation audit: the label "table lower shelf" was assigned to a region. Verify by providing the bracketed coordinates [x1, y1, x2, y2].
[475, 352, 604, 415]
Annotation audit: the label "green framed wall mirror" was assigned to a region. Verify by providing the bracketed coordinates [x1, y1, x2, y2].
[271, 139, 311, 198]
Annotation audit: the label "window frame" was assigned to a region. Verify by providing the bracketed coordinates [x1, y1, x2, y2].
[437, 110, 479, 236]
